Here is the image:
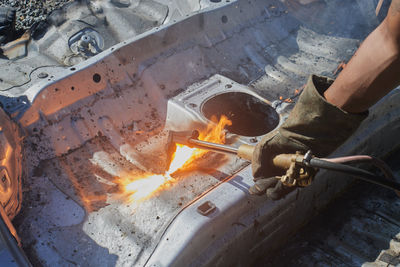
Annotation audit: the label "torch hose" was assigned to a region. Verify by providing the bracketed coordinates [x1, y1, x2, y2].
[309, 158, 400, 192]
[320, 155, 394, 180]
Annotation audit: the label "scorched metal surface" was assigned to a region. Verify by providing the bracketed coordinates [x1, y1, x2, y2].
[0, 0, 399, 266]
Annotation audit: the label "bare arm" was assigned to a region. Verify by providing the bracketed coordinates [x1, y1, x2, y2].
[324, 0, 400, 113]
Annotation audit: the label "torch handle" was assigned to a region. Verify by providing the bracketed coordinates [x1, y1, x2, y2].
[237, 144, 255, 161]
[180, 136, 295, 170]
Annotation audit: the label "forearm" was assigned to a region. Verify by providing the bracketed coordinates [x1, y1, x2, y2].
[324, 1, 400, 113]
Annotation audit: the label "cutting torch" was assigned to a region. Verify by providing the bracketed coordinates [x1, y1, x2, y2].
[167, 130, 400, 193]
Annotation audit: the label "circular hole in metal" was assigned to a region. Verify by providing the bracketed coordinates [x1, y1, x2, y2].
[201, 92, 279, 136]
[221, 15, 228, 23]
[93, 73, 101, 83]
[210, 0, 221, 2]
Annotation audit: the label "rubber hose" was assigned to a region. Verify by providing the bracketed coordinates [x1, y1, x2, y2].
[320, 155, 394, 180]
[309, 158, 400, 192]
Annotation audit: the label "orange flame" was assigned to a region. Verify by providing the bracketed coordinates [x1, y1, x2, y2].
[120, 115, 232, 202]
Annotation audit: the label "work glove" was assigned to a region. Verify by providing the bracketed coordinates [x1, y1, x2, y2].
[250, 75, 368, 200]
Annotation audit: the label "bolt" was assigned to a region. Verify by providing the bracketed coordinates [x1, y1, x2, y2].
[250, 138, 257, 143]
[37, 72, 48, 79]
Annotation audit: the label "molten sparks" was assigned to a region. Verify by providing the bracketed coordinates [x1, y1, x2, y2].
[121, 115, 232, 202]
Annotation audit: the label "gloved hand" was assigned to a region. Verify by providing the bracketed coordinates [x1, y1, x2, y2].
[250, 75, 368, 200]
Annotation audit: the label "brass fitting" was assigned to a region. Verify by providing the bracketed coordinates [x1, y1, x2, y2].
[272, 151, 317, 187]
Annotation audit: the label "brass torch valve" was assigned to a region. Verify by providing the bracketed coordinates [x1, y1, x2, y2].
[272, 151, 317, 187]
